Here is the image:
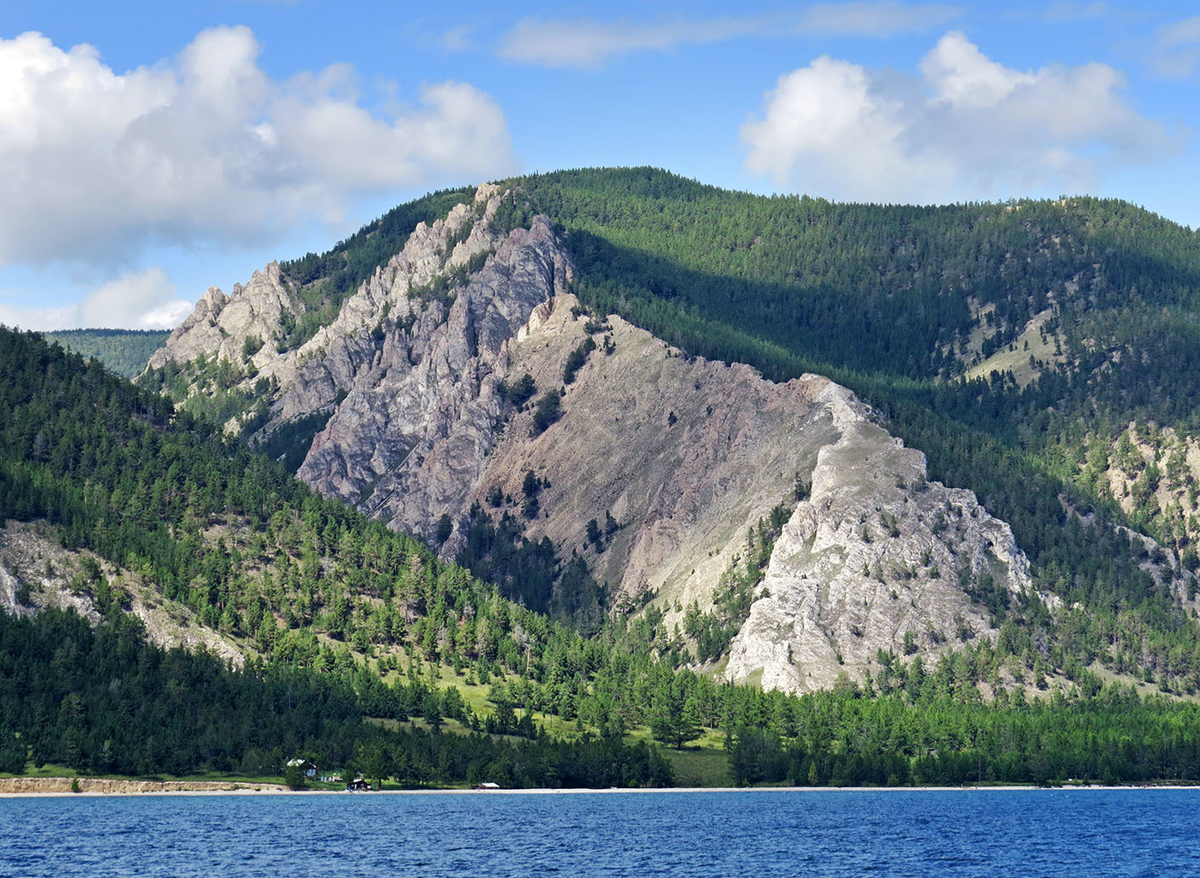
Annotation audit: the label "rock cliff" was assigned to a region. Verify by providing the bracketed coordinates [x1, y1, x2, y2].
[292, 213, 571, 546]
[475, 295, 839, 611]
[723, 390, 1034, 694]
[149, 184, 572, 547]
[0, 521, 243, 665]
[147, 261, 299, 373]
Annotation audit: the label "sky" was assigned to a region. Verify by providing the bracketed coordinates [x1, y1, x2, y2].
[1, 0, 1197, 331]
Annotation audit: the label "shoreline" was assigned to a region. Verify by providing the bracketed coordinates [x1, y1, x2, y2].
[3, 779, 1199, 798]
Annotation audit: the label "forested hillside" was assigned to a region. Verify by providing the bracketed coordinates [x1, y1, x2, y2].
[5, 327, 1200, 786]
[488, 169, 1200, 688]
[42, 329, 169, 378]
[251, 168, 1200, 693]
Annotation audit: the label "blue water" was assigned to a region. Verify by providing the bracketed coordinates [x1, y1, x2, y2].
[2, 789, 1195, 877]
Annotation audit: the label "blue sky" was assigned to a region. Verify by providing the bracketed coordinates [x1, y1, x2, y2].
[1, 1, 1197, 330]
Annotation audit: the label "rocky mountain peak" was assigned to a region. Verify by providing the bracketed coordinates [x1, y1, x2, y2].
[147, 260, 296, 373]
[290, 210, 572, 544]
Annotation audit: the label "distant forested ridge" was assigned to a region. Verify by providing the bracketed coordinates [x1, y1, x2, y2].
[41, 329, 169, 378]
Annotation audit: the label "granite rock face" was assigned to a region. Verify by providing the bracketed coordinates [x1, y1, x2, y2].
[723, 387, 1033, 694]
[474, 295, 841, 610]
[148, 185, 572, 547]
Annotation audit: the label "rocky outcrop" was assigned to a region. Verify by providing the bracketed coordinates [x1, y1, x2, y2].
[147, 261, 299, 373]
[0, 520, 243, 665]
[145, 184, 570, 548]
[473, 296, 840, 609]
[292, 212, 571, 546]
[723, 393, 1033, 694]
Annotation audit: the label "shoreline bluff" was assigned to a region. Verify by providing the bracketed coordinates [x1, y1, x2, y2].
[0, 777, 287, 796]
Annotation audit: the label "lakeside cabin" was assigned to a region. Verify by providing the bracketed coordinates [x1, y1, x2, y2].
[345, 777, 372, 791]
[473, 782, 501, 790]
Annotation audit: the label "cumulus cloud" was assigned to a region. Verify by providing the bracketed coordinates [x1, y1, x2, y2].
[1152, 15, 1200, 78]
[741, 32, 1175, 204]
[0, 27, 517, 269]
[0, 267, 189, 330]
[497, 3, 960, 68]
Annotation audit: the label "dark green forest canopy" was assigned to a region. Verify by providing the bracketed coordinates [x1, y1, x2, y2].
[7, 605, 1200, 788]
[0, 607, 674, 788]
[41, 329, 169, 379]
[496, 167, 1200, 382]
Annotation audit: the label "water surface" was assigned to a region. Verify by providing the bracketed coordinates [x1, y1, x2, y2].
[3, 788, 1194, 877]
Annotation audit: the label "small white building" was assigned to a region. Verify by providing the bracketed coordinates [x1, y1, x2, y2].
[286, 758, 317, 778]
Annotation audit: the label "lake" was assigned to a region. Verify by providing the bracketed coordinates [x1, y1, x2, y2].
[3, 788, 1196, 877]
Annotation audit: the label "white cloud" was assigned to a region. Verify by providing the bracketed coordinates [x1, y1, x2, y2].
[1160, 15, 1200, 47]
[0, 267, 189, 330]
[81, 268, 191, 329]
[801, 2, 962, 36]
[1042, 2, 1109, 22]
[498, 16, 760, 68]
[741, 32, 1175, 204]
[0, 301, 77, 332]
[0, 27, 517, 269]
[497, 4, 961, 69]
[1152, 15, 1200, 78]
[441, 25, 475, 52]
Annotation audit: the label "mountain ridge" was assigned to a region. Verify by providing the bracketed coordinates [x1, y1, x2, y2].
[135, 170, 1200, 694]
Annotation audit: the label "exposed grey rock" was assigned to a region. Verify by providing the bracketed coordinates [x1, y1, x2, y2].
[147, 261, 298, 374]
[0, 520, 243, 665]
[294, 214, 571, 546]
[478, 296, 842, 612]
[724, 388, 1034, 694]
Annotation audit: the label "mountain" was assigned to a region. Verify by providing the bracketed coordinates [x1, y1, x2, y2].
[142, 184, 1043, 694]
[5, 235, 1200, 785]
[140, 169, 1200, 698]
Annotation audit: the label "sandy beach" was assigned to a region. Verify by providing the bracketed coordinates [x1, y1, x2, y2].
[4, 777, 1197, 798]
